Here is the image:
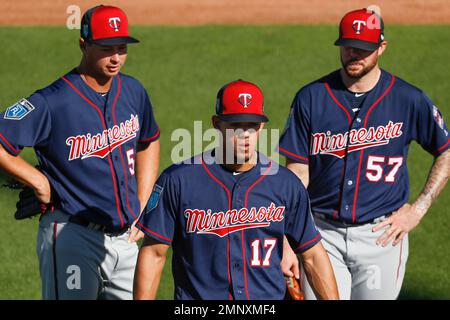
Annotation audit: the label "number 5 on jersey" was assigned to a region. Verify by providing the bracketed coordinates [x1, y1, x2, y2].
[126, 148, 135, 175]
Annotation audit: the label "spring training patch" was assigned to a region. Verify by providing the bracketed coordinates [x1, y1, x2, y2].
[433, 105, 444, 130]
[4, 99, 35, 120]
[147, 184, 163, 212]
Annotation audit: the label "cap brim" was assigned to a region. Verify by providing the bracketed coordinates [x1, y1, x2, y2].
[334, 38, 379, 51]
[89, 36, 140, 45]
[218, 114, 269, 123]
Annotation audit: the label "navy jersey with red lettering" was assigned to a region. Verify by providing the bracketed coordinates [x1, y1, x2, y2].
[0, 68, 160, 230]
[136, 150, 321, 300]
[278, 69, 449, 224]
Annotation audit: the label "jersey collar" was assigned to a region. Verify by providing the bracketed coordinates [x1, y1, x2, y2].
[66, 68, 119, 108]
[201, 149, 274, 184]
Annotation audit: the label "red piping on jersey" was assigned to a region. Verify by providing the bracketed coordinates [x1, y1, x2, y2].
[0, 133, 20, 155]
[277, 147, 309, 162]
[200, 157, 232, 208]
[332, 210, 338, 220]
[334, 162, 349, 221]
[435, 139, 450, 155]
[111, 75, 137, 220]
[61, 76, 125, 227]
[137, 222, 172, 243]
[139, 128, 161, 143]
[352, 75, 396, 223]
[200, 155, 233, 300]
[323, 84, 353, 221]
[244, 161, 273, 206]
[293, 233, 321, 253]
[241, 161, 273, 301]
[396, 239, 403, 282]
[227, 240, 233, 300]
[52, 221, 59, 300]
[240, 231, 250, 300]
[324, 83, 352, 123]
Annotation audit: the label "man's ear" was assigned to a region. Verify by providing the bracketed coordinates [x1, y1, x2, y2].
[79, 37, 87, 52]
[378, 40, 388, 57]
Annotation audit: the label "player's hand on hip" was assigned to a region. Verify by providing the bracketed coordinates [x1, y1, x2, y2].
[372, 203, 423, 247]
[128, 220, 145, 243]
[281, 236, 300, 279]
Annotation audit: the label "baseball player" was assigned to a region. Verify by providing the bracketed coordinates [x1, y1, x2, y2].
[133, 80, 339, 300]
[278, 8, 450, 299]
[0, 5, 160, 299]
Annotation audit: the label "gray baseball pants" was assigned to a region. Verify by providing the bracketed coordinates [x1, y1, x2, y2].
[36, 210, 138, 300]
[302, 213, 408, 300]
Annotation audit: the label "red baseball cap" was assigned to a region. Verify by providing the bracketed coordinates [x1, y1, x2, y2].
[216, 80, 268, 123]
[335, 8, 385, 51]
[80, 5, 139, 45]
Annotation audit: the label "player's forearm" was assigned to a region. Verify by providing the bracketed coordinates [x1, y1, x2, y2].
[133, 245, 166, 300]
[281, 236, 299, 278]
[0, 144, 48, 191]
[135, 140, 160, 213]
[412, 149, 450, 217]
[301, 243, 339, 300]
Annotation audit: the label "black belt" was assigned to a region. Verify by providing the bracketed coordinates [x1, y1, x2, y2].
[313, 212, 391, 226]
[68, 215, 130, 236]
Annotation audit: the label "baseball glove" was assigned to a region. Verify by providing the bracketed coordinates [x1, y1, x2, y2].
[15, 186, 50, 220]
[285, 276, 305, 300]
[2, 179, 52, 220]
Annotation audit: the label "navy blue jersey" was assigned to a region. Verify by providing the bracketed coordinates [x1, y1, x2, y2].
[0, 69, 160, 230]
[137, 150, 321, 300]
[278, 69, 449, 224]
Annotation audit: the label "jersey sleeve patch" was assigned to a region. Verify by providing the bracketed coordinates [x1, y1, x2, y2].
[433, 105, 445, 130]
[146, 184, 163, 212]
[3, 99, 35, 120]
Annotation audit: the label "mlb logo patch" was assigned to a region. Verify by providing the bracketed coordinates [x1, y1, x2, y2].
[4, 99, 35, 120]
[433, 105, 444, 130]
[146, 184, 164, 213]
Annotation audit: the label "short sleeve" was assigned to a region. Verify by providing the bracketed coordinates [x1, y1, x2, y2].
[0, 93, 51, 155]
[413, 92, 449, 156]
[285, 184, 321, 253]
[138, 89, 160, 144]
[277, 92, 311, 163]
[136, 171, 178, 245]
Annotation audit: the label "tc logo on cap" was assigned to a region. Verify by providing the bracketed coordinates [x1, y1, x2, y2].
[238, 93, 252, 108]
[215, 79, 268, 123]
[108, 17, 121, 32]
[335, 9, 384, 51]
[352, 20, 366, 34]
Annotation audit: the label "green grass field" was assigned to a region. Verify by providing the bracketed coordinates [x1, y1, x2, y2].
[0, 25, 449, 299]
